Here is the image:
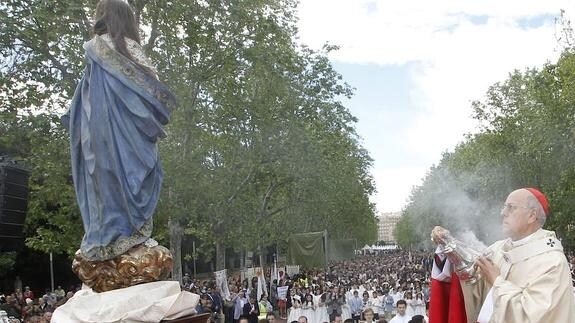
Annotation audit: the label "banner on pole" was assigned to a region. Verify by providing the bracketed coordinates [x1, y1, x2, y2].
[214, 269, 231, 301]
[246, 251, 254, 268]
[286, 265, 300, 277]
[287, 232, 326, 267]
[255, 267, 266, 301]
[246, 267, 256, 282]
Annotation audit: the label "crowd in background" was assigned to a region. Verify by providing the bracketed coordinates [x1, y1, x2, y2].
[181, 250, 434, 323]
[4, 247, 575, 322]
[0, 283, 78, 323]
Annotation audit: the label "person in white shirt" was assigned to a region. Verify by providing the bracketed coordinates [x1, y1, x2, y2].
[403, 292, 415, 318]
[412, 292, 425, 316]
[361, 291, 371, 316]
[372, 290, 384, 320]
[389, 300, 410, 323]
[392, 288, 403, 305]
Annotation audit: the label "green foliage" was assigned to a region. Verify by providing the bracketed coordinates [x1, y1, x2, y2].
[394, 215, 417, 248]
[1, 0, 377, 264]
[0, 251, 17, 277]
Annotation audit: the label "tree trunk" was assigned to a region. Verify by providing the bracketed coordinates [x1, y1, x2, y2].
[215, 240, 226, 271]
[169, 218, 184, 284]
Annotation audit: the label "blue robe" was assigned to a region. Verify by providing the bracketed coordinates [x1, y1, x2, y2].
[63, 36, 175, 261]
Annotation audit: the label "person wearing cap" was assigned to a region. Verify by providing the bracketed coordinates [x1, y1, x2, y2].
[431, 187, 575, 323]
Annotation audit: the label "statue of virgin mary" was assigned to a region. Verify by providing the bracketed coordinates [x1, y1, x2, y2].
[62, 0, 175, 261]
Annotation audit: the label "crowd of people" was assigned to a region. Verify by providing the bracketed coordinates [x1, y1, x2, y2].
[7, 247, 573, 322]
[184, 243, 575, 323]
[181, 250, 434, 323]
[0, 284, 76, 322]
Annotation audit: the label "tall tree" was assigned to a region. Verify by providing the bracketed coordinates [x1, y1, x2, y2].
[1, 0, 378, 278]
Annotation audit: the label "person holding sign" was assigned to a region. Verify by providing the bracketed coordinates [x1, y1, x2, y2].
[277, 284, 289, 319]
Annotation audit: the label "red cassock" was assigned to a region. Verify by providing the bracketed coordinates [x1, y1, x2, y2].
[429, 255, 467, 323]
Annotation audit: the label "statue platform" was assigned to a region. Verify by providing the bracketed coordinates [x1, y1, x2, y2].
[52, 281, 200, 322]
[72, 240, 173, 293]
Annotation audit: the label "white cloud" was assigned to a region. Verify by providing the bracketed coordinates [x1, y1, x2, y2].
[296, 0, 575, 212]
[405, 19, 560, 157]
[298, 0, 574, 66]
[371, 166, 427, 213]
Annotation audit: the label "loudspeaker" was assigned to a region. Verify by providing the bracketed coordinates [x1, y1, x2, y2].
[0, 163, 30, 243]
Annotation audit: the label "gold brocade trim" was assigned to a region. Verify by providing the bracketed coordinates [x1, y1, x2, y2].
[100, 34, 158, 75]
[84, 36, 176, 111]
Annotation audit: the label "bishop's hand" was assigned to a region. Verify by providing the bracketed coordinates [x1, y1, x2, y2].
[476, 256, 500, 286]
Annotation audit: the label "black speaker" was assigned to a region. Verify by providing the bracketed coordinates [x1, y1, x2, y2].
[0, 163, 30, 244]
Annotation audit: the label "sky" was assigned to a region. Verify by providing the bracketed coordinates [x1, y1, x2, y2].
[295, 0, 575, 214]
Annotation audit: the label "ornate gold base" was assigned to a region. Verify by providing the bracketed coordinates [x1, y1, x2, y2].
[72, 243, 173, 293]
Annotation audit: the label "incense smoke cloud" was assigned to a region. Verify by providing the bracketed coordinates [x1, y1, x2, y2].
[406, 164, 515, 249]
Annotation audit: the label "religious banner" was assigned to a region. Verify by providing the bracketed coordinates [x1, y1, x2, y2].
[286, 265, 300, 277]
[246, 267, 256, 282]
[246, 251, 254, 268]
[214, 269, 231, 301]
[287, 232, 326, 268]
